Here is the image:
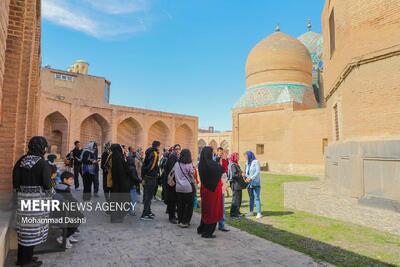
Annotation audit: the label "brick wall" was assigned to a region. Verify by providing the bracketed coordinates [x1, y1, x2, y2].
[80, 115, 107, 154]
[234, 105, 328, 175]
[322, 0, 400, 143]
[0, 0, 41, 191]
[43, 112, 69, 156]
[117, 118, 143, 148]
[148, 121, 170, 149]
[0, 0, 10, 123]
[322, 0, 400, 95]
[175, 124, 194, 150]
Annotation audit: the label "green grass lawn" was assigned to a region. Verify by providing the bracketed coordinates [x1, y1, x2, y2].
[220, 173, 400, 267]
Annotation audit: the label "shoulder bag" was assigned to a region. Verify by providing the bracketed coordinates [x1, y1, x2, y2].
[178, 163, 196, 193]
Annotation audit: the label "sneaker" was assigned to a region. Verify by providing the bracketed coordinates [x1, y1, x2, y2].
[68, 236, 79, 243]
[149, 212, 155, 218]
[256, 213, 263, 219]
[169, 218, 177, 224]
[218, 227, 230, 232]
[140, 215, 154, 221]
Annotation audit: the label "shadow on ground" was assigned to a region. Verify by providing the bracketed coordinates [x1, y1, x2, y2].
[227, 216, 397, 267]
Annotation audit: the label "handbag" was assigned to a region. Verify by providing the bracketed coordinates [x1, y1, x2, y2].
[167, 169, 176, 187]
[178, 163, 196, 193]
[232, 164, 248, 190]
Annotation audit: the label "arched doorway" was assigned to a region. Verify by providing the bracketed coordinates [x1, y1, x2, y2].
[209, 140, 218, 151]
[43, 111, 68, 157]
[220, 140, 229, 154]
[148, 120, 170, 149]
[80, 113, 111, 154]
[117, 117, 144, 148]
[175, 124, 193, 150]
[198, 139, 207, 155]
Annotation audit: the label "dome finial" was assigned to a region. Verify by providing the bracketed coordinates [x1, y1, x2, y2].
[307, 17, 312, 31]
[275, 23, 280, 32]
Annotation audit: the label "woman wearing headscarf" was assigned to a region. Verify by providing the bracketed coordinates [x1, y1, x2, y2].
[81, 141, 98, 201]
[244, 151, 262, 219]
[126, 146, 141, 216]
[197, 146, 224, 238]
[13, 136, 52, 267]
[173, 149, 195, 228]
[101, 142, 112, 202]
[228, 153, 246, 218]
[164, 144, 181, 224]
[108, 144, 131, 223]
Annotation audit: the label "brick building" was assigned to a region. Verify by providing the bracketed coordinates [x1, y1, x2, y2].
[232, 26, 327, 175]
[0, 0, 42, 192]
[39, 62, 198, 160]
[0, 0, 42, 263]
[232, 0, 400, 210]
[198, 127, 232, 156]
[323, 0, 400, 208]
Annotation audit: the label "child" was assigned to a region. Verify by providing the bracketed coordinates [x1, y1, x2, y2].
[50, 164, 58, 187]
[54, 171, 84, 248]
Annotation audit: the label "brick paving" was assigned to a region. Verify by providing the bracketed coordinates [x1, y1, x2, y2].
[7, 191, 330, 267]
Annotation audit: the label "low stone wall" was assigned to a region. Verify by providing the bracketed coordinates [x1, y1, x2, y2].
[284, 180, 400, 235]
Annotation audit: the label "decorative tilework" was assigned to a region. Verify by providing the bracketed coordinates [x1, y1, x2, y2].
[233, 82, 317, 109]
[298, 31, 324, 89]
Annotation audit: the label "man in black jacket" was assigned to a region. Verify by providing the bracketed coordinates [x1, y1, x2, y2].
[140, 140, 161, 220]
[70, 141, 82, 190]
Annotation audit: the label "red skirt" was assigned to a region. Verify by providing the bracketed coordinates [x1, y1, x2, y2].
[200, 180, 223, 224]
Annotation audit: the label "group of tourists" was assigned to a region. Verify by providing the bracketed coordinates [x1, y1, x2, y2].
[12, 135, 262, 266]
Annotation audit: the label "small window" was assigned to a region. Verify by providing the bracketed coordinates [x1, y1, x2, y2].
[256, 144, 264, 155]
[329, 9, 336, 57]
[54, 73, 74, 81]
[333, 104, 340, 141]
[322, 138, 328, 154]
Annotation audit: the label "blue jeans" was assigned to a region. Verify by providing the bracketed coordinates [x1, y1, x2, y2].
[193, 193, 199, 208]
[130, 187, 137, 212]
[218, 194, 225, 229]
[248, 187, 261, 214]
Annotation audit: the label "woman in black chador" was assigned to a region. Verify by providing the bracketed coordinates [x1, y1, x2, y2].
[108, 144, 131, 223]
[13, 136, 52, 267]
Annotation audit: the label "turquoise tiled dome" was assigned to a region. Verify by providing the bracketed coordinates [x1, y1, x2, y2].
[298, 31, 323, 90]
[234, 82, 317, 109]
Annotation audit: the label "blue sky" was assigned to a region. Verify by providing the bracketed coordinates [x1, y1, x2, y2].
[41, 0, 324, 131]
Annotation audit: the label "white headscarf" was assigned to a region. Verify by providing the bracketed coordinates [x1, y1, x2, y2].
[80, 141, 97, 162]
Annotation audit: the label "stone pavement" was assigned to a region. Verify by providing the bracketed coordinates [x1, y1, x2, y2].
[284, 180, 400, 235]
[7, 193, 330, 267]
